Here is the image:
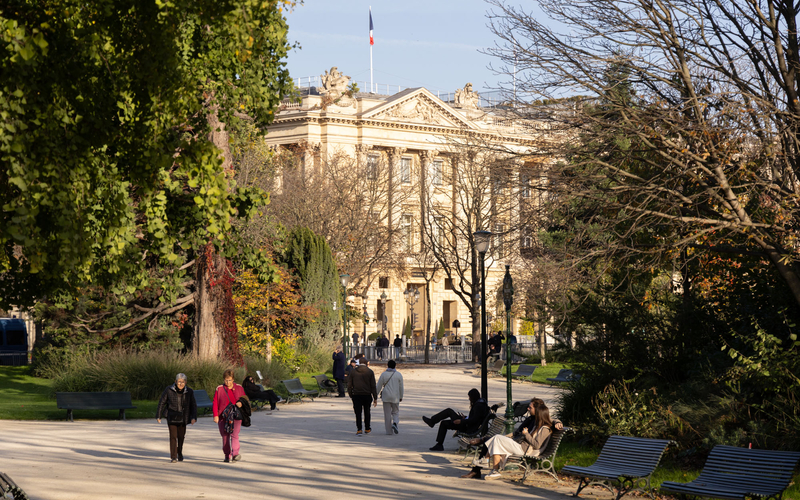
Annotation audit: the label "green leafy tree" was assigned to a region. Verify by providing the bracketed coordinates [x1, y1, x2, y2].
[0, 0, 294, 358]
[281, 227, 340, 341]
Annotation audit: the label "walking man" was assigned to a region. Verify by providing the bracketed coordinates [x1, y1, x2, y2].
[347, 355, 377, 435]
[393, 334, 402, 358]
[376, 359, 404, 435]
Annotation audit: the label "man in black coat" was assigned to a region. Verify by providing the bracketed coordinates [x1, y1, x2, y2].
[422, 388, 490, 451]
[332, 344, 346, 397]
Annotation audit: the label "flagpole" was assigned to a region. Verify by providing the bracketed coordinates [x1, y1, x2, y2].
[370, 6, 374, 93]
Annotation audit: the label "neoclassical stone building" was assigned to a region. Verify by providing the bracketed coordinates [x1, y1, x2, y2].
[264, 67, 553, 345]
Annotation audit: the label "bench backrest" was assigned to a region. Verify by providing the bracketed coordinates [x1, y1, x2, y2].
[485, 415, 507, 439]
[556, 369, 573, 379]
[595, 435, 673, 475]
[697, 445, 800, 490]
[194, 389, 212, 407]
[539, 426, 571, 460]
[282, 378, 304, 393]
[491, 359, 505, 370]
[312, 375, 330, 387]
[515, 365, 536, 376]
[56, 392, 133, 408]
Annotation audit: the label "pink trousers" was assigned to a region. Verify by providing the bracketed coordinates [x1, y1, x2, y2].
[217, 420, 242, 458]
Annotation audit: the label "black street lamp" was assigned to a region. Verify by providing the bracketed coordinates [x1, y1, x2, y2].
[502, 265, 515, 433]
[403, 286, 420, 353]
[340, 273, 350, 358]
[474, 229, 492, 400]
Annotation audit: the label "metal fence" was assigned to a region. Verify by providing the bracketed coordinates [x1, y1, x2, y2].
[346, 345, 475, 364]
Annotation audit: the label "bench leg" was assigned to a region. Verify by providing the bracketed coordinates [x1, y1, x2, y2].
[119, 409, 126, 421]
[67, 409, 73, 422]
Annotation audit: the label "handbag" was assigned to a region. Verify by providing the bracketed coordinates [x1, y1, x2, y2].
[378, 370, 397, 399]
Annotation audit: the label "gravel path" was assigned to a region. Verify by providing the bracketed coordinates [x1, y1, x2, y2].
[0, 364, 614, 500]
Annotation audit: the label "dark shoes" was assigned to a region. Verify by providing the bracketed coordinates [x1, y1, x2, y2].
[232, 454, 241, 462]
[392, 422, 399, 434]
[270, 405, 277, 411]
[422, 416, 434, 428]
[429, 444, 444, 451]
[365, 429, 371, 434]
[224, 457, 230, 463]
[177, 452, 184, 462]
[356, 430, 363, 435]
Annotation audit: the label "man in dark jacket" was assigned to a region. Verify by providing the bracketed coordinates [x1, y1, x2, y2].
[393, 334, 402, 357]
[347, 355, 378, 435]
[422, 388, 489, 451]
[332, 344, 346, 397]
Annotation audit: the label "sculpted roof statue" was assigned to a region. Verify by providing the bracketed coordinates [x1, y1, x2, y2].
[319, 66, 351, 99]
[454, 82, 480, 109]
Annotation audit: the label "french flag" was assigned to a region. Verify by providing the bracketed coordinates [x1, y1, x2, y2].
[369, 8, 374, 46]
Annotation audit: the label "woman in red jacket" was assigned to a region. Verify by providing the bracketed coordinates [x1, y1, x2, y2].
[213, 369, 246, 462]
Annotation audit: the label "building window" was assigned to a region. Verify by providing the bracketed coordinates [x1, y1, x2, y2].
[494, 224, 505, 259]
[520, 171, 531, 199]
[445, 278, 454, 290]
[432, 159, 443, 186]
[521, 234, 533, 249]
[367, 154, 380, 180]
[432, 216, 444, 248]
[401, 213, 413, 250]
[401, 157, 412, 184]
[379, 276, 389, 288]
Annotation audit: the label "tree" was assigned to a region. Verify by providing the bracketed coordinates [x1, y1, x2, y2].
[486, 0, 800, 309]
[280, 226, 340, 341]
[1, 0, 294, 358]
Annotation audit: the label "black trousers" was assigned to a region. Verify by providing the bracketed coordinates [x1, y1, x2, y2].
[168, 423, 187, 459]
[430, 408, 469, 444]
[351, 394, 373, 431]
[336, 377, 345, 396]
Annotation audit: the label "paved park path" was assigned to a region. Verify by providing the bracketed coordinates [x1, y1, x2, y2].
[0, 365, 613, 500]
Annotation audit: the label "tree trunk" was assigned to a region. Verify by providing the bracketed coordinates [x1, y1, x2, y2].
[192, 105, 238, 361]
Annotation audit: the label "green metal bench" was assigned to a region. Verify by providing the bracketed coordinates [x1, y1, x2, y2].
[511, 364, 537, 381]
[193, 389, 213, 415]
[55, 391, 137, 421]
[546, 369, 580, 384]
[281, 378, 318, 403]
[0, 471, 29, 500]
[312, 374, 335, 397]
[659, 445, 800, 500]
[561, 435, 674, 499]
[508, 426, 572, 481]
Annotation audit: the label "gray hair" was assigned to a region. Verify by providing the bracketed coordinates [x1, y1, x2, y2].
[175, 373, 187, 382]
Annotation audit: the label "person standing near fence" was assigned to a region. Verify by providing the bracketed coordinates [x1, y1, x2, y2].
[347, 355, 377, 435]
[376, 359, 404, 435]
[332, 344, 346, 397]
[156, 373, 198, 463]
[393, 334, 402, 358]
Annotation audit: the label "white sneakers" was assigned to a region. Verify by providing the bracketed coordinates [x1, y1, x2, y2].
[485, 471, 502, 480]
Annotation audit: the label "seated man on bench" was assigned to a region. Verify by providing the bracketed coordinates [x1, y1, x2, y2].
[242, 375, 280, 411]
[422, 388, 489, 451]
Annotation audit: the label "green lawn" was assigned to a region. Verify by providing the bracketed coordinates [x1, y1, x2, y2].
[505, 362, 569, 385]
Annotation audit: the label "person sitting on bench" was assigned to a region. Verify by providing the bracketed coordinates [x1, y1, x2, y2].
[242, 376, 280, 411]
[422, 388, 489, 451]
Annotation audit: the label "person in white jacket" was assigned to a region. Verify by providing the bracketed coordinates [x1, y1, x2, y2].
[376, 359, 404, 435]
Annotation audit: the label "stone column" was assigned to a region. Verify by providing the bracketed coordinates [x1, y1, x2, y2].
[387, 147, 407, 239]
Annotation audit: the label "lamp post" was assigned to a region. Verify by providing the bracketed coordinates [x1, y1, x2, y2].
[340, 274, 350, 358]
[502, 265, 515, 433]
[474, 229, 492, 400]
[403, 286, 420, 356]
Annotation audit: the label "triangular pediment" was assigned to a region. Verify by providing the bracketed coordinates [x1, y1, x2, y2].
[361, 88, 479, 129]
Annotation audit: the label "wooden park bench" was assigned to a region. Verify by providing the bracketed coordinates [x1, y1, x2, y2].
[55, 391, 137, 422]
[561, 435, 674, 500]
[458, 414, 506, 461]
[281, 378, 318, 404]
[194, 389, 213, 415]
[512, 364, 537, 381]
[659, 445, 800, 500]
[546, 369, 580, 384]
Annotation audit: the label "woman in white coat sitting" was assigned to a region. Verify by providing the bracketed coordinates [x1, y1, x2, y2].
[483, 404, 555, 479]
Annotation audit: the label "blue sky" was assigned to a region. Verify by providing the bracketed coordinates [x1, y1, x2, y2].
[283, 0, 509, 95]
